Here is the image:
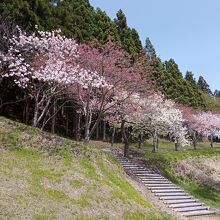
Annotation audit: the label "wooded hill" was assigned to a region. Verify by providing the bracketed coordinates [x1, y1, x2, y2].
[1, 0, 220, 146]
[0, 0, 219, 110]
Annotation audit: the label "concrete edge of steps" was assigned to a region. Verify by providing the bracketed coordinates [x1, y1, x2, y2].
[106, 148, 219, 218]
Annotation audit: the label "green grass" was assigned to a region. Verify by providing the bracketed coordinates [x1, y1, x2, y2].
[69, 179, 84, 188]
[34, 212, 55, 220]
[45, 188, 70, 201]
[32, 169, 63, 183]
[123, 210, 171, 220]
[0, 116, 171, 219]
[97, 158, 150, 208]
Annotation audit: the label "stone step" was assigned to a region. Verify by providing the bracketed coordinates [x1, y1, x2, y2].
[121, 163, 132, 165]
[160, 196, 191, 200]
[156, 192, 187, 196]
[165, 199, 196, 204]
[143, 181, 171, 184]
[143, 179, 167, 182]
[119, 160, 132, 162]
[152, 189, 183, 193]
[123, 166, 140, 168]
[117, 158, 128, 160]
[139, 172, 161, 174]
[145, 180, 176, 184]
[142, 178, 169, 181]
[174, 206, 208, 212]
[139, 176, 165, 182]
[132, 168, 154, 174]
[122, 164, 139, 167]
[169, 202, 202, 208]
[129, 166, 149, 169]
[148, 186, 179, 190]
[132, 170, 153, 173]
[142, 178, 166, 181]
[140, 176, 165, 178]
[111, 152, 218, 218]
[140, 176, 161, 179]
[125, 166, 147, 169]
[145, 184, 175, 187]
[132, 170, 154, 173]
[139, 174, 161, 177]
[182, 210, 215, 217]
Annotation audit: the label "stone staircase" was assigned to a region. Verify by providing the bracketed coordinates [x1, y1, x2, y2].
[108, 149, 217, 218]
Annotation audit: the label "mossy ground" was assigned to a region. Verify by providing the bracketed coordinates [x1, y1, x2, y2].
[0, 117, 171, 220]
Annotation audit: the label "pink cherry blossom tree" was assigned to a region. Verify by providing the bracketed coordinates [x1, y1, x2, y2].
[0, 26, 107, 127]
[73, 38, 146, 143]
[178, 105, 201, 149]
[105, 91, 145, 156]
[107, 92, 190, 156]
[194, 112, 220, 148]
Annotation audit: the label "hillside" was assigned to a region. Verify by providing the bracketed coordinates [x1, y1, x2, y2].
[0, 117, 171, 220]
[126, 140, 220, 209]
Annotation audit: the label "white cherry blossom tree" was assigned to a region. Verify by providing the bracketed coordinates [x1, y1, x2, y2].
[0, 26, 108, 127]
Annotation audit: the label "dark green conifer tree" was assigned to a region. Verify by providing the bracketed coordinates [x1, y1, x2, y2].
[197, 76, 212, 95]
[145, 37, 156, 59]
[93, 8, 120, 44]
[214, 90, 220, 98]
[114, 9, 140, 58]
[131, 28, 143, 54]
[185, 71, 205, 108]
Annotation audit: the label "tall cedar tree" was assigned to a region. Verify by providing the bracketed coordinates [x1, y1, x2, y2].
[114, 9, 142, 59]
[145, 37, 156, 59]
[197, 76, 212, 95]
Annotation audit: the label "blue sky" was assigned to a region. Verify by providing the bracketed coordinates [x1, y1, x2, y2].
[89, 0, 220, 92]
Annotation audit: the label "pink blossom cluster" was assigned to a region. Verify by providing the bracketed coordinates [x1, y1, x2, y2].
[179, 105, 220, 137]
[0, 26, 110, 90]
[106, 91, 190, 146]
[192, 112, 220, 137]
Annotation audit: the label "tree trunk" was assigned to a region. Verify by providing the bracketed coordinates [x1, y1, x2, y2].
[24, 96, 29, 124]
[169, 133, 172, 142]
[32, 103, 39, 127]
[121, 120, 129, 157]
[124, 140, 129, 158]
[103, 121, 106, 141]
[33, 95, 51, 127]
[51, 99, 57, 134]
[175, 142, 180, 151]
[84, 111, 90, 143]
[210, 135, 214, 148]
[156, 136, 159, 150]
[138, 133, 143, 148]
[193, 131, 197, 150]
[75, 112, 81, 141]
[65, 113, 69, 136]
[111, 127, 116, 147]
[152, 130, 158, 153]
[84, 97, 91, 143]
[96, 123, 99, 140]
[72, 109, 75, 138]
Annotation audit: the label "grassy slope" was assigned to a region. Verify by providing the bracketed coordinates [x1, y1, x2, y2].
[129, 139, 220, 208]
[0, 117, 171, 220]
